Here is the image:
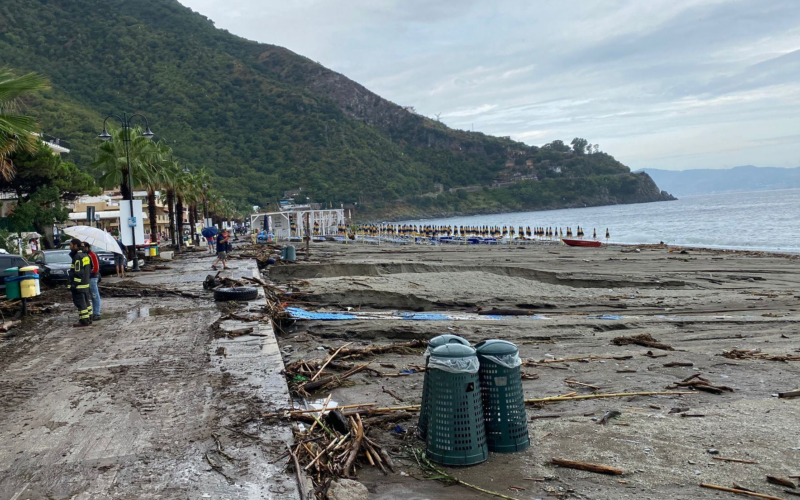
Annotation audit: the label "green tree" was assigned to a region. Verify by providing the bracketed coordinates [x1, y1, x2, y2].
[2, 141, 99, 247]
[0, 70, 48, 180]
[571, 138, 589, 155]
[91, 126, 156, 199]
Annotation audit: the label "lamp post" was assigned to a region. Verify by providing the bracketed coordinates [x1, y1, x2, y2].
[98, 112, 155, 271]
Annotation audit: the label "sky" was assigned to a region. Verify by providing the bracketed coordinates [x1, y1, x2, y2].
[178, 0, 800, 171]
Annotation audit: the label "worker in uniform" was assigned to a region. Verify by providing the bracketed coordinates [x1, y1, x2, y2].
[69, 238, 92, 327]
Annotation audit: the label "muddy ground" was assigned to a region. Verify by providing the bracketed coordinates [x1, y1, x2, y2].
[0, 250, 297, 500]
[271, 241, 800, 500]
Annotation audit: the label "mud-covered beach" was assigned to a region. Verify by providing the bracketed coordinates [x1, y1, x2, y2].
[272, 241, 800, 500]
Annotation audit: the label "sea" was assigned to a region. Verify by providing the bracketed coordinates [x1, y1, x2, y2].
[400, 188, 800, 253]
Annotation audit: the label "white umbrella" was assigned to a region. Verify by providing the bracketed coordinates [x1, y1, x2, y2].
[64, 226, 124, 255]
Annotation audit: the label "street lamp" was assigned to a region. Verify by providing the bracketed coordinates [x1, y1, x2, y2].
[98, 112, 155, 271]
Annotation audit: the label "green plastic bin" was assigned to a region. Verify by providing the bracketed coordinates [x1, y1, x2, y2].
[417, 334, 470, 440]
[281, 245, 296, 262]
[475, 339, 530, 453]
[5, 267, 21, 299]
[425, 344, 487, 466]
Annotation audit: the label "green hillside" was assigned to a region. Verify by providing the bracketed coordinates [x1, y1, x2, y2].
[0, 0, 673, 213]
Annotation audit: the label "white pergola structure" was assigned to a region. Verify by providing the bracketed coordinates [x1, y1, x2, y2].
[250, 209, 345, 240]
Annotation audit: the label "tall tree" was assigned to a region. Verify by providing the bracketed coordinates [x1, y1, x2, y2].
[92, 126, 155, 200]
[2, 141, 99, 247]
[0, 70, 48, 180]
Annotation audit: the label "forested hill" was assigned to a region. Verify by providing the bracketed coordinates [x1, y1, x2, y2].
[0, 0, 673, 213]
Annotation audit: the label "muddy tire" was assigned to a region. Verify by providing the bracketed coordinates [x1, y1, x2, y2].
[213, 287, 259, 302]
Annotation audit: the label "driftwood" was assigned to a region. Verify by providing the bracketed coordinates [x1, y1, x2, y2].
[700, 483, 788, 500]
[766, 476, 796, 489]
[334, 340, 426, 360]
[722, 349, 800, 362]
[712, 456, 759, 464]
[551, 458, 622, 475]
[778, 390, 800, 399]
[612, 333, 674, 351]
[526, 391, 695, 405]
[667, 374, 734, 394]
[299, 364, 369, 394]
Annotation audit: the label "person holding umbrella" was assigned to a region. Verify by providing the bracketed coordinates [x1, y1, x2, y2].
[202, 226, 218, 253]
[83, 242, 102, 321]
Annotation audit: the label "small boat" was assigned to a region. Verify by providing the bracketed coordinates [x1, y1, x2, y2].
[562, 238, 602, 248]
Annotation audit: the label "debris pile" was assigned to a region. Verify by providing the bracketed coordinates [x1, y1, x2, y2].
[721, 348, 800, 362]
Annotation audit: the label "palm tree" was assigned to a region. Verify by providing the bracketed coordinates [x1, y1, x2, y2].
[141, 140, 173, 242]
[0, 70, 49, 180]
[92, 126, 155, 200]
[159, 159, 181, 248]
[193, 167, 212, 219]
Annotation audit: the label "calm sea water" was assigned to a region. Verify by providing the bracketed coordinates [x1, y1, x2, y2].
[401, 188, 800, 253]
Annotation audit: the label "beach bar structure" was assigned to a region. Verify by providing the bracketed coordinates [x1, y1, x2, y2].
[250, 209, 345, 240]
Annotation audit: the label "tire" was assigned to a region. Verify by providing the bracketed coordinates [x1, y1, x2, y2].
[213, 286, 259, 302]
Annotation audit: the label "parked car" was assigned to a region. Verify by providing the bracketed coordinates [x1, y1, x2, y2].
[0, 254, 32, 291]
[31, 250, 72, 284]
[57, 242, 123, 275]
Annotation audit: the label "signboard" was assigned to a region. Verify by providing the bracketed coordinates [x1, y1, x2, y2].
[86, 206, 95, 222]
[119, 200, 145, 247]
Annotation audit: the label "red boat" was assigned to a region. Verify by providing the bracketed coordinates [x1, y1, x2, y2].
[562, 238, 602, 248]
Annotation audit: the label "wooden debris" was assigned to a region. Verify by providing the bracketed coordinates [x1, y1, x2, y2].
[381, 386, 404, 402]
[311, 343, 352, 381]
[332, 340, 426, 360]
[612, 333, 674, 351]
[722, 349, 800, 362]
[298, 364, 369, 395]
[778, 390, 800, 399]
[565, 379, 600, 390]
[700, 483, 787, 500]
[669, 377, 734, 395]
[530, 414, 562, 420]
[713, 456, 759, 464]
[526, 391, 695, 405]
[663, 361, 694, 367]
[767, 476, 796, 489]
[551, 458, 622, 475]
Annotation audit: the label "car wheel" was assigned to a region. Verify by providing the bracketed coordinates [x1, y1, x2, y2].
[213, 287, 259, 302]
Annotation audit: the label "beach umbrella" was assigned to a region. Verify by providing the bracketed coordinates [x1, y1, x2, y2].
[201, 226, 218, 238]
[64, 226, 124, 255]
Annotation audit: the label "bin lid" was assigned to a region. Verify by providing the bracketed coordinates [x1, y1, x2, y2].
[5, 267, 18, 273]
[431, 344, 476, 359]
[475, 339, 518, 356]
[428, 334, 469, 349]
[19, 266, 38, 272]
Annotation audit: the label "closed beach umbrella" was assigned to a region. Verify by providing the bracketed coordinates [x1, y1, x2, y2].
[64, 226, 124, 255]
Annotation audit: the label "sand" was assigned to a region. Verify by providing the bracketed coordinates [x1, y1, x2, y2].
[270, 241, 800, 500]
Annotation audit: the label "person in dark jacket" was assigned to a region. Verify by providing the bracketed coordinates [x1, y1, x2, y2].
[115, 236, 126, 278]
[69, 238, 92, 327]
[83, 242, 102, 321]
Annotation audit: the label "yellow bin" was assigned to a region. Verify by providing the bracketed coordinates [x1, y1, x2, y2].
[19, 266, 40, 298]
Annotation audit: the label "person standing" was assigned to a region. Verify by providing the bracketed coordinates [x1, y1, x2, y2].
[211, 229, 230, 270]
[69, 238, 92, 327]
[115, 236, 126, 278]
[83, 242, 102, 321]
[206, 234, 215, 253]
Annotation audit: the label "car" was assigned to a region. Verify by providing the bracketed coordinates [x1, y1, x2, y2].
[31, 250, 72, 284]
[57, 242, 125, 275]
[0, 254, 32, 290]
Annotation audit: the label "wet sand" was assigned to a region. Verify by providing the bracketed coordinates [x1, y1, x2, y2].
[271, 241, 800, 500]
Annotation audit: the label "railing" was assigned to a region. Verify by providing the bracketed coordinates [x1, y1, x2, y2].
[41, 134, 71, 150]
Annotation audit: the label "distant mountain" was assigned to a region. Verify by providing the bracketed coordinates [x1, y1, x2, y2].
[2, 0, 673, 215]
[639, 166, 800, 196]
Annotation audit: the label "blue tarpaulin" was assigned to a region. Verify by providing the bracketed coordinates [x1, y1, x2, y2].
[284, 307, 357, 321]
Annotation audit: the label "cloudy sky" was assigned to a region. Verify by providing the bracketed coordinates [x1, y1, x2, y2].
[179, 0, 800, 170]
